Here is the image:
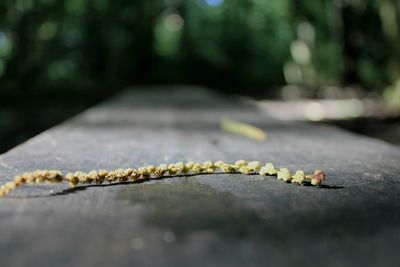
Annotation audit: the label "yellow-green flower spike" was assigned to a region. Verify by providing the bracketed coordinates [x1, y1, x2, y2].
[0, 161, 327, 197]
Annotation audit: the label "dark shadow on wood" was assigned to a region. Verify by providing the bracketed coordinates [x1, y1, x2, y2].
[300, 182, 344, 189]
[317, 184, 344, 189]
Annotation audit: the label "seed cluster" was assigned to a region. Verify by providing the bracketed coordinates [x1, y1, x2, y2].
[0, 160, 326, 197]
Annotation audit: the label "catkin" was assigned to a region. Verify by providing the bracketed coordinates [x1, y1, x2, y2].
[0, 160, 326, 197]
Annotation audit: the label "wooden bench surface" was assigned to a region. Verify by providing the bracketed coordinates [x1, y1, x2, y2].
[1, 86, 400, 267]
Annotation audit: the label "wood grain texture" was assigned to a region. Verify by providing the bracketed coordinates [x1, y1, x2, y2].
[0, 86, 399, 267]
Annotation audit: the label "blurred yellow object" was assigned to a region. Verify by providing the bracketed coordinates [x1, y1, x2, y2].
[220, 119, 267, 141]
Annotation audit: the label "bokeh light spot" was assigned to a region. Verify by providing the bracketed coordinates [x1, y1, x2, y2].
[38, 22, 57, 40]
[290, 40, 311, 65]
[283, 62, 302, 84]
[154, 12, 184, 57]
[204, 0, 224, 7]
[305, 102, 325, 121]
[47, 60, 75, 80]
[297, 21, 315, 44]
[0, 32, 13, 58]
[165, 14, 184, 32]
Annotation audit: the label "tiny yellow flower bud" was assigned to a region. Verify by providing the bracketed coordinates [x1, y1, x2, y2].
[66, 173, 79, 186]
[185, 161, 194, 168]
[311, 179, 321, 186]
[13, 175, 26, 186]
[153, 170, 162, 177]
[168, 167, 178, 175]
[310, 170, 325, 186]
[185, 161, 195, 171]
[203, 161, 214, 169]
[235, 160, 247, 168]
[192, 163, 203, 173]
[263, 163, 277, 175]
[239, 166, 251, 174]
[88, 170, 98, 180]
[158, 164, 168, 171]
[214, 160, 225, 168]
[259, 167, 268, 176]
[96, 176, 105, 184]
[73, 171, 85, 183]
[105, 171, 116, 183]
[34, 171, 45, 183]
[138, 167, 149, 178]
[202, 161, 215, 173]
[130, 169, 140, 180]
[247, 161, 261, 171]
[168, 163, 175, 169]
[124, 168, 133, 176]
[116, 169, 128, 182]
[174, 162, 185, 173]
[6, 182, 16, 190]
[2, 187, 10, 195]
[277, 168, 292, 182]
[221, 164, 235, 173]
[98, 170, 108, 178]
[147, 165, 156, 174]
[205, 168, 215, 173]
[154, 164, 167, 177]
[50, 171, 63, 182]
[292, 170, 305, 184]
[25, 174, 35, 184]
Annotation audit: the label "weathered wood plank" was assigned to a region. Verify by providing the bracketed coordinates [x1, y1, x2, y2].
[0, 86, 400, 267]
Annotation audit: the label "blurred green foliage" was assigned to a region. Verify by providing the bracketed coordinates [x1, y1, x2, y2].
[0, 0, 399, 98]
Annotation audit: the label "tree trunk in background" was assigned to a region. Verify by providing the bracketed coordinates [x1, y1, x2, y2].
[380, 0, 400, 110]
[341, 5, 361, 86]
[379, 0, 400, 82]
[135, 2, 157, 84]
